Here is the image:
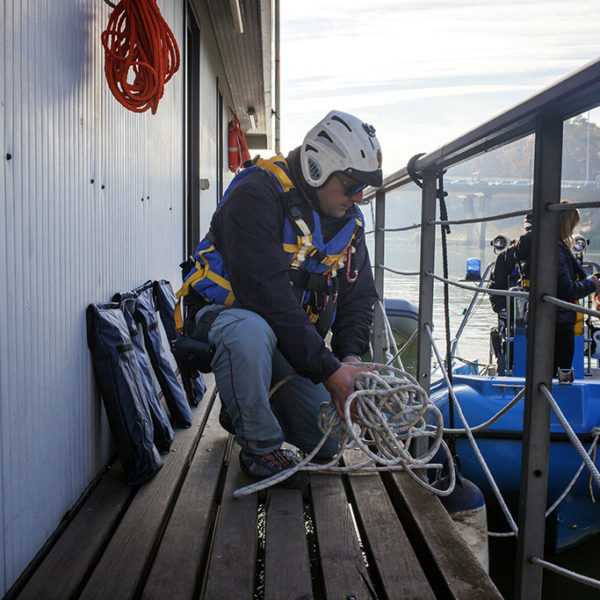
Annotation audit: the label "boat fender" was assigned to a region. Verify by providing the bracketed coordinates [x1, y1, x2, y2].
[434, 471, 489, 572]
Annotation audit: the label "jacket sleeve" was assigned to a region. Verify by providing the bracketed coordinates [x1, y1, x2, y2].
[556, 244, 596, 302]
[211, 175, 341, 383]
[330, 236, 378, 359]
[488, 245, 516, 313]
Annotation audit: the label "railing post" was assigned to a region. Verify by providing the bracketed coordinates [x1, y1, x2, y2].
[417, 172, 437, 396]
[372, 189, 386, 364]
[514, 116, 563, 599]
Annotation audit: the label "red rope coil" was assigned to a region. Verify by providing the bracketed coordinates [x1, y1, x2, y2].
[101, 0, 180, 114]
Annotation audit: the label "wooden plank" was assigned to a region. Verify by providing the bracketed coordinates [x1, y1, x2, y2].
[15, 465, 134, 600]
[388, 472, 503, 599]
[264, 488, 313, 600]
[344, 449, 435, 600]
[203, 444, 258, 599]
[140, 402, 230, 600]
[78, 381, 216, 600]
[310, 473, 374, 599]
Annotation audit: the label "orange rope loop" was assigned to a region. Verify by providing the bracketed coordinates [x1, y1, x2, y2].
[101, 0, 180, 114]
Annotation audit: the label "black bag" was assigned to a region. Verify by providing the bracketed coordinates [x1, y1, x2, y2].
[171, 305, 226, 374]
[132, 282, 193, 428]
[154, 279, 207, 406]
[86, 303, 163, 486]
[118, 294, 174, 452]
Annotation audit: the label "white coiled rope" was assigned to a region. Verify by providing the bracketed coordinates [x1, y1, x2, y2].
[233, 363, 455, 498]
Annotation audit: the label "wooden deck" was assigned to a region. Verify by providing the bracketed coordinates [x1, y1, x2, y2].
[9, 375, 502, 600]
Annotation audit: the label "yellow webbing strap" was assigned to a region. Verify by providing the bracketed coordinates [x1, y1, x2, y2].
[173, 246, 236, 331]
[254, 155, 295, 192]
[575, 303, 584, 336]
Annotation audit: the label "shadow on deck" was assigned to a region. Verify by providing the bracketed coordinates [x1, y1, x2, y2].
[9, 375, 501, 600]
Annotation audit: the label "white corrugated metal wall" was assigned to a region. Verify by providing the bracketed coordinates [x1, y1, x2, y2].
[0, 1, 228, 593]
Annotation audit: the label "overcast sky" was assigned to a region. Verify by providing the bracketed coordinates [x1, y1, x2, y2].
[279, 0, 599, 175]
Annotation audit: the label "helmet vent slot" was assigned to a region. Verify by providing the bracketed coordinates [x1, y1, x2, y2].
[331, 115, 352, 132]
[317, 130, 333, 143]
[360, 150, 365, 158]
[307, 157, 321, 180]
[304, 143, 319, 154]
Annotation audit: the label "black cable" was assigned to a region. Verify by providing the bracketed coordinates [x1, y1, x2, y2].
[437, 171, 458, 462]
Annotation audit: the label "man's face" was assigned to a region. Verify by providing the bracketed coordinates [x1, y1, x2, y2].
[315, 173, 365, 218]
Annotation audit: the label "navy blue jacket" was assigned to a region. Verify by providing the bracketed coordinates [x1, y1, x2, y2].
[489, 232, 531, 313]
[556, 240, 595, 325]
[489, 231, 594, 324]
[208, 148, 378, 383]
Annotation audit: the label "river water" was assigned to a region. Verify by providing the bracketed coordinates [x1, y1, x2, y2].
[361, 189, 600, 598]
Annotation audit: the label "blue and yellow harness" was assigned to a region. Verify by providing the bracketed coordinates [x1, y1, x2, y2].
[175, 155, 364, 331]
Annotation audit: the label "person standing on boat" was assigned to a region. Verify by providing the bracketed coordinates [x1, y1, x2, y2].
[489, 201, 600, 374]
[175, 111, 381, 487]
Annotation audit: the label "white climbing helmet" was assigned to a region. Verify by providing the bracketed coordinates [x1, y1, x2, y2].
[300, 110, 383, 189]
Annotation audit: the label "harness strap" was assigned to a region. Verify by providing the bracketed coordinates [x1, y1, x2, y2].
[174, 246, 236, 331]
[254, 156, 295, 192]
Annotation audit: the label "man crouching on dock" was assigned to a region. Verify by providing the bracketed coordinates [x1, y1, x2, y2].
[177, 110, 382, 487]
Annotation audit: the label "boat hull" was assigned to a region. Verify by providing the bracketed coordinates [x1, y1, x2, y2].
[430, 373, 600, 553]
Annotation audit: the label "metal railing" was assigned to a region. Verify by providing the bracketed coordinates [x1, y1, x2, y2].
[364, 58, 600, 599]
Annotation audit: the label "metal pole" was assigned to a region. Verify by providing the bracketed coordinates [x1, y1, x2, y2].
[514, 117, 563, 599]
[274, 0, 280, 155]
[372, 190, 386, 364]
[416, 172, 437, 396]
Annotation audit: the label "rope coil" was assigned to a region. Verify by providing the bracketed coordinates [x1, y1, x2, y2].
[233, 364, 454, 498]
[101, 0, 180, 114]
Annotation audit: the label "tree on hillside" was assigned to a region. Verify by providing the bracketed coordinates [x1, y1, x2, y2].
[452, 116, 600, 182]
[562, 115, 600, 181]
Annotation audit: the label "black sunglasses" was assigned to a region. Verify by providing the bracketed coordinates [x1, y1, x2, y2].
[334, 173, 367, 197]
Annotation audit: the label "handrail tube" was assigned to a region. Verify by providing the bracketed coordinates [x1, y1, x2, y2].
[514, 116, 564, 600]
[416, 173, 437, 396]
[372, 190, 386, 364]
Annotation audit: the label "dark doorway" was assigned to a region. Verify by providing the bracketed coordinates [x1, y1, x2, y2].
[184, 3, 201, 258]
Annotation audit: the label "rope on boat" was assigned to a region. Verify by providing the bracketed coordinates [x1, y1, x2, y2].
[530, 557, 600, 590]
[375, 300, 405, 370]
[540, 385, 600, 490]
[367, 208, 533, 233]
[428, 207, 531, 227]
[425, 324, 519, 536]
[545, 429, 600, 516]
[442, 388, 525, 434]
[378, 265, 422, 277]
[428, 272, 530, 299]
[386, 327, 418, 368]
[379, 223, 422, 233]
[232, 363, 455, 498]
[543, 294, 600, 319]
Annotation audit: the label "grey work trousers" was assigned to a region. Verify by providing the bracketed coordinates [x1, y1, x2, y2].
[199, 306, 338, 458]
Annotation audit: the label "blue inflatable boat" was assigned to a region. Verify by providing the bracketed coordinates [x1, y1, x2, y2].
[429, 300, 600, 553]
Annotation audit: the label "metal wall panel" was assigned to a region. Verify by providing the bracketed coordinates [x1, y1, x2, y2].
[0, 1, 223, 593]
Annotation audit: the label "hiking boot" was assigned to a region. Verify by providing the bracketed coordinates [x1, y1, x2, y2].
[239, 448, 309, 488]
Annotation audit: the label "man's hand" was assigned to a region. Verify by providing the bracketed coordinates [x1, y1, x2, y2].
[324, 362, 374, 421]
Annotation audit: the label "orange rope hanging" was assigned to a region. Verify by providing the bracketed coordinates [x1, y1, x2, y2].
[101, 0, 180, 114]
